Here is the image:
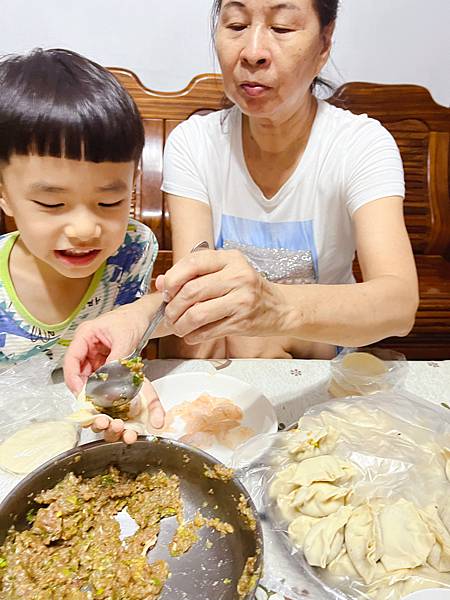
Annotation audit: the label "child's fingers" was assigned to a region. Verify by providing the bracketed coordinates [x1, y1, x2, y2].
[122, 429, 138, 445]
[102, 419, 125, 443]
[91, 415, 111, 432]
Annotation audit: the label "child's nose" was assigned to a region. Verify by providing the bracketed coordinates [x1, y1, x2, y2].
[65, 217, 101, 241]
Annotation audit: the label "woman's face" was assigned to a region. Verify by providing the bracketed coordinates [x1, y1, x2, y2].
[215, 0, 334, 121]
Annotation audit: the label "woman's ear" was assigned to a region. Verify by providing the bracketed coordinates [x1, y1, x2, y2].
[319, 21, 336, 63]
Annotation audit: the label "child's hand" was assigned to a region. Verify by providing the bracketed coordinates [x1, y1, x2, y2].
[87, 379, 165, 444]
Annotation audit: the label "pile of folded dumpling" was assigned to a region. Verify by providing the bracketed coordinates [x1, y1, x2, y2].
[269, 407, 450, 600]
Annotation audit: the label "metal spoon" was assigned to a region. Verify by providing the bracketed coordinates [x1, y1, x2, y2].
[84, 241, 210, 416]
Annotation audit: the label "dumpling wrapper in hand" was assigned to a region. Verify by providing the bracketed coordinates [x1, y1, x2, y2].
[280, 455, 357, 487]
[379, 499, 434, 572]
[288, 514, 320, 549]
[344, 503, 384, 584]
[0, 421, 78, 474]
[291, 481, 351, 518]
[303, 505, 353, 568]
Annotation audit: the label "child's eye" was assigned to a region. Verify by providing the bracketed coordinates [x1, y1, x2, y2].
[99, 200, 124, 208]
[32, 200, 64, 208]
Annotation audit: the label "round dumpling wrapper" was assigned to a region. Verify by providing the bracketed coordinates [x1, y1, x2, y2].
[0, 420, 79, 474]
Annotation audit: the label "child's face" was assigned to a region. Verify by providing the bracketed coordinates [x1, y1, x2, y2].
[0, 154, 135, 279]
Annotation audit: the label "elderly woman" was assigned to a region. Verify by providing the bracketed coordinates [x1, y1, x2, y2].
[64, 0, 418, 401]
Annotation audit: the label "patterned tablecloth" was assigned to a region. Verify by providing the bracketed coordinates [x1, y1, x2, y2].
[1, 358, 449, 599]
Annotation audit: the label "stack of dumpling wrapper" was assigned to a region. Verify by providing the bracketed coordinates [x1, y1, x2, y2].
[268, 395, 450, 600]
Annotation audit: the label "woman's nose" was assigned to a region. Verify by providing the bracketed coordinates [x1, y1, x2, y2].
[240, 26, 272, 68]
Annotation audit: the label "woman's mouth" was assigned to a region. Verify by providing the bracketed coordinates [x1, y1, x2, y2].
[54, 248, 101, 266]
[240, 83, 271, 97]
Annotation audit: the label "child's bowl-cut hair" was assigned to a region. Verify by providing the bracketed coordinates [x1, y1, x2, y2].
[0, 48, 144, 164]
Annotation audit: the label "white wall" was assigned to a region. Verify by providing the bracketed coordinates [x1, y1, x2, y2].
[2, 0, 449, 106]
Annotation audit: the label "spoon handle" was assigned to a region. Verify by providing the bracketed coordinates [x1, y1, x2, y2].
[131, 240, 210, 358]
[132, 300, 167, 357]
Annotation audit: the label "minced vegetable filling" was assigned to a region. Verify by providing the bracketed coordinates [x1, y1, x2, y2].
[0, 466, 234, 599]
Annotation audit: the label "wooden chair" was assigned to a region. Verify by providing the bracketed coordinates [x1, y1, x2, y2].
[1, 70, 449, 358]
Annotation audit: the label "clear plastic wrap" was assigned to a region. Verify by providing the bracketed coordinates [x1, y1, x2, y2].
[329, 348, 408, 398]
[232, 391, 450, 600]
[0, 356, 79, 474]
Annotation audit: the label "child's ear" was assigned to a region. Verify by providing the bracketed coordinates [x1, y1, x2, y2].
[0, 182, 13, 217]
[133, 166, 142, 186]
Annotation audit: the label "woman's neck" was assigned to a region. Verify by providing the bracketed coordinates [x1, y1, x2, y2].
[243, 94, 318, 158]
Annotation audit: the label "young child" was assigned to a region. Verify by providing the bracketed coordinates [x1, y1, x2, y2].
[0, 48, 163, 439]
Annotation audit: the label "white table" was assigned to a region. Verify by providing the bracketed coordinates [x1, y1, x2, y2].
[1, 359, 449, 600]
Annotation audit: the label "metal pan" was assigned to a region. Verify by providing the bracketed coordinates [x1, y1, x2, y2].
[0, 437, 263, 600]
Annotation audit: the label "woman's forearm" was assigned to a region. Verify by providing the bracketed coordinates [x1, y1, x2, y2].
[275, 275, 419, 347]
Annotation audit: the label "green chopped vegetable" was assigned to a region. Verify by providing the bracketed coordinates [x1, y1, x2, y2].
[149, 577, 161, 586]
[133, 372, 144, 387]
[442, 402, 450, 410]
[223, 577, 232, 584]
[0, 557, 7, 568]
[100, 474, 115, 486]
[25, 509, 36, 524]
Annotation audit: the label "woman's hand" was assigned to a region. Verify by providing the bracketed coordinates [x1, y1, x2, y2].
[156, 248, 287, 344]
[89, 379, 165, 444]
[63, 296, 162, 395]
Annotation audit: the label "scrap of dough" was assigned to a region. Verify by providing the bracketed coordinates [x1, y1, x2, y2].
[379, 499, 435, 572]
[303, 505, 353, 568]
[0, 421, 78, 474]
[345, 503, 384, 584]
[288, 514, 320, 549]
[419, 504, 450, 572]
[287, 426, 339, 461]
[291, 482, 351, 518]
[281, 455, 357, 487]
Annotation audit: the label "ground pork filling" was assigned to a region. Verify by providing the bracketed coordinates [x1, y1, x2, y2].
[0, 466, 235, 599]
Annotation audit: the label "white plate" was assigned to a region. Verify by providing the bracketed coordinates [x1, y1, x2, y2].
[151, 372, 278, 464]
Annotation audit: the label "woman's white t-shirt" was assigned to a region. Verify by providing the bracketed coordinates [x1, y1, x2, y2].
[161, 100, 405, 285]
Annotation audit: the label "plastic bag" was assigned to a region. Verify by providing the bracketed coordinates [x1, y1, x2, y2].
[329, 348, 408, 398]
[232, 391, 450, 600]
[0, 356, 79, 472]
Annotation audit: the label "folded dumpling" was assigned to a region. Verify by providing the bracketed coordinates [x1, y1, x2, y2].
[291, 482, 351, 518]
[281, 455, 357, 488]
[419, 504, 450, 572]
[276, 490, 300, 523]
[345, 503, 383, 584]
[327, 548, 360, 579]
[443, 447, 450, 482]
[287, 426, 339, 461]
[379, 499, 434, 571]
[303, 505, 353, 568]
[288, 514, 320, 549]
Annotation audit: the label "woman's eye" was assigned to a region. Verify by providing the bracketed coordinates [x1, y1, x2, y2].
[272, 26, 294, 34]
[227, 23, 247, 31]
[32, 200, 64, 208]
[99, 200, 124, 208]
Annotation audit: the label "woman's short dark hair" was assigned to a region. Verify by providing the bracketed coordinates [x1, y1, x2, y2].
[210, 0, 339, 92]
[0, 48, 144, 164]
